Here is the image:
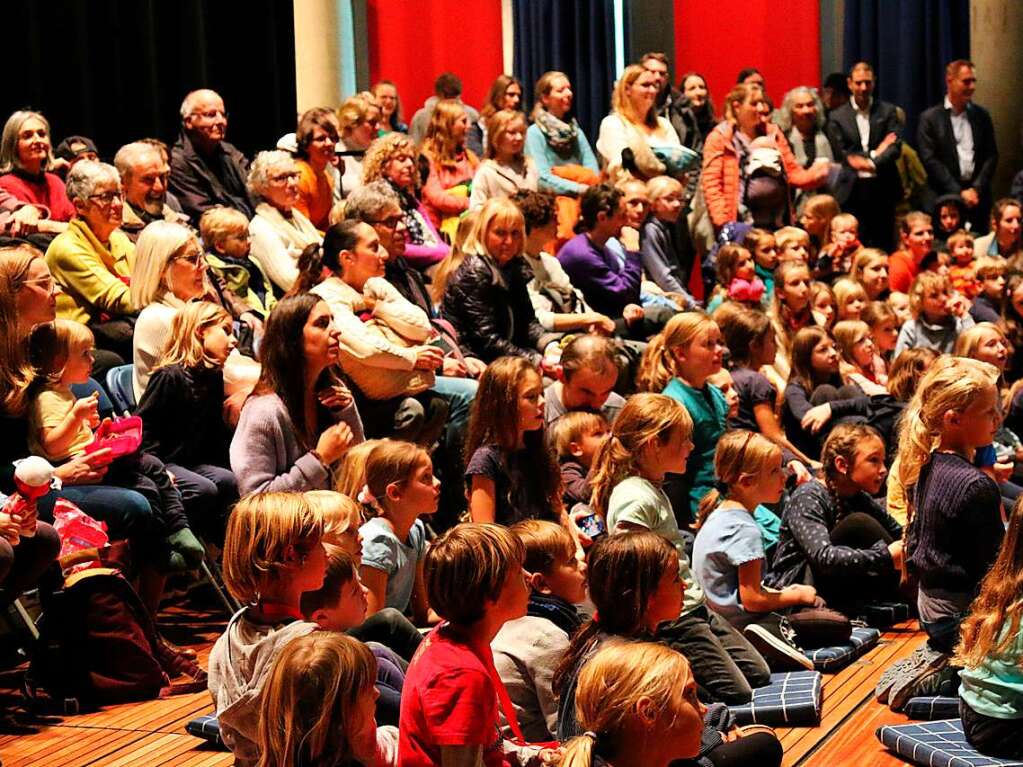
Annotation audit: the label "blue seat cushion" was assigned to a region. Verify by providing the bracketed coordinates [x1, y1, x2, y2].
[876, 719, 1023, 767]
[805, 626, 881, 672]
[857, 601, 911, 627]
[903, 696, 963, 721]
[185, 713, 226, 749]
[729, 670, 822, 726]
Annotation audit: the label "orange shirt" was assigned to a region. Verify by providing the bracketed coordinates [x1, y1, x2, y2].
[888, 249, 919, 294]
[295, 159, 334, 231]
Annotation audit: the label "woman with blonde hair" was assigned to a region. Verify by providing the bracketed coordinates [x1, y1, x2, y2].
[468, 109, 538, 210]
[524, 71, 601, 247]
[440, 198, 553, 364]
[596, 64, 686, 184]
[336, 95, 378, 200]
[467, 74, 523, 157]
[559, 642, 704, 767]
[257, 632, 380, 767]
[850, 248, 889, 301]
[419, 99, 479, 237]
[362, 133, 449, 269]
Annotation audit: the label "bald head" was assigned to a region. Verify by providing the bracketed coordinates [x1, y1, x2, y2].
[180, 89, 228, 147]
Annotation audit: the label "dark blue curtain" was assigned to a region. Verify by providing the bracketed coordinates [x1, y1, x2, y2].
[843, 0, 970, 141]
[512, 0, 617, 143]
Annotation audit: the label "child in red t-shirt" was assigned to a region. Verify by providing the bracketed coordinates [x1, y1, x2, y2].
[398, 523, 557, 767]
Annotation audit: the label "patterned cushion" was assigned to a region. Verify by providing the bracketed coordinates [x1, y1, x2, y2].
[729, 670, 823, 726]
[857, 600, 911, 627]
[876, 719, 1023, 767]
[903, 697, 962, 721]
[185, 714, 226, 749]
[805, 626, 881, 672]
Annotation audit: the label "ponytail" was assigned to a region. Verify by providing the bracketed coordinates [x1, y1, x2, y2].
[635, 312, 714, 392]
[289, 242, 326, 296]
[561, 734, 598, 767]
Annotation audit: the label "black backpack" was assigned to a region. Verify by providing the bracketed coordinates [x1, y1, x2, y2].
[24, 568, 205, 713]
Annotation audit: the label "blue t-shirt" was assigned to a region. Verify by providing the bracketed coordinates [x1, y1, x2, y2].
[662, 377, 728, 517]
[360, 517, 427, 612]
[692, 505, 765, 620]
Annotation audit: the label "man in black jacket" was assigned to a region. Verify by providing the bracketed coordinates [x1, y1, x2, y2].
[170, 89, 254, 224]
[826, 62, 902, 251]
[917, 59, 998, 235]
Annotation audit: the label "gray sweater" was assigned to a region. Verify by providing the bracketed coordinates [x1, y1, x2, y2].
[229, 392, 365, 495]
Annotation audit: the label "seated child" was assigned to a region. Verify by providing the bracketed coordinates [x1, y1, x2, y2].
[27, 320, 202, 573]
[798, 194, 840, 257]
[810, 281, 837, 330]
[743, 227, 778, 299]
[209, 492, 398, 767]
[933, 193, 967, 245]
[399, 523, 553, 767]
[862, 301, 899, 363]
[639, 175, 697, 304]
[954, 498, 1023, 760]
[833, 319, 888, 391]
[200, 206, 277, 318]
[970, 256, 1007, 325]
[815, 212, 861, 283]
[492, 520, 587, 741]
[832, 277, 868, 322]
[256, 633, 382, 767]
[894, 271, 975, 357]
[946, 229, 980, 299]
[300, 544, 406, 726]
[774, 226, 811, 264]
[358, 440, 438, 626]
[694, 431, 850, 671]
[550, 411, 608, 508]
[706, 244, 765, 314]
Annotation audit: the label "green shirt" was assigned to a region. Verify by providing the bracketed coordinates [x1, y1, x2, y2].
[606, 476, 705, 616]
[662, 377, 728, 522]
[960, 620, 1023, 719]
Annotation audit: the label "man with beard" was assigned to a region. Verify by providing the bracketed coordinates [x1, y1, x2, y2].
[170, 89, 254, 222]
[114, 142, 190, 241]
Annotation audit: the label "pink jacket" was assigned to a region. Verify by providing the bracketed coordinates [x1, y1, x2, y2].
[421, 151, 479, 228]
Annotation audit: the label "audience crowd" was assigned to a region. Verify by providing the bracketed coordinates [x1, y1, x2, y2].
[2, 55, 1022, 765]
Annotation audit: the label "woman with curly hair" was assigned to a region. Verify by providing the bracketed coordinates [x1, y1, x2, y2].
[362, 133, 449, 270]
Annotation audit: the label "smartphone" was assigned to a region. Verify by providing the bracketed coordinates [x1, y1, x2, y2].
[577, 512, 607, 541]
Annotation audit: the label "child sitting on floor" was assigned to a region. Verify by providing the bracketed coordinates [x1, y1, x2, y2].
[550, 411, 608, 509]
[894, 271, 975, 356]
[946, 228, 980, 299]
[492, 520, 587, 741]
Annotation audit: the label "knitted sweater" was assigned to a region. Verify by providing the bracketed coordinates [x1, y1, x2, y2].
[229, 392, 364, 495]
[556, 233, 642, 318]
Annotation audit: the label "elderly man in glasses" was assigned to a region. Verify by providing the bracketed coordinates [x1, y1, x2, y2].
[44, 160, 137, 367]
[170, 89, 254, 223]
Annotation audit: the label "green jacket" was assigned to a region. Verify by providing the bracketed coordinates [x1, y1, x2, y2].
[204, 251, 276, 317]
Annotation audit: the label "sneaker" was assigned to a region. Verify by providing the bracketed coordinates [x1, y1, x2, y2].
[877, 645, 938, 703]
[887, 647, 948, 711]
[744, 623, 815, 671]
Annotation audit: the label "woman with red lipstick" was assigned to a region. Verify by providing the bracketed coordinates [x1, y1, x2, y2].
[0, 110, 75, 233]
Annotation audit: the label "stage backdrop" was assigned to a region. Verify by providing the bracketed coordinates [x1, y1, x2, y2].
[673, 0, 821, 115]
[366, 0, 505, 124]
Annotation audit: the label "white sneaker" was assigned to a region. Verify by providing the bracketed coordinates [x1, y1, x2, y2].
[744, 623, 815, 671]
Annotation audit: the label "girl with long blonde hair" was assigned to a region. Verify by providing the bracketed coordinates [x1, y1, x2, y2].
[955, 497, 1023, 758]
[256, 632, 379, 767]
[895, 356, 1004, 655]
[419, 99, 480, 236]
[468, 109, 538, 210]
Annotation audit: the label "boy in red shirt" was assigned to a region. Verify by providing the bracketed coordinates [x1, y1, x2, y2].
[398, 523, 556, 767]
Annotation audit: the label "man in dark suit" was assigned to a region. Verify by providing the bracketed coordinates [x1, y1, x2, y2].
[918, 59, 998, 235]
[825, 62, 902, 251]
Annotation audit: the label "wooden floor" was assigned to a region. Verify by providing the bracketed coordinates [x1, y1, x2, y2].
[0, 607, 927, 767]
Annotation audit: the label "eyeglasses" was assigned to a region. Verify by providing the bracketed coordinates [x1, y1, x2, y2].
[21, 275, 55, 292]
[269, 171, 300, 184]
[174, 251, 205, 267]
[88, 190, 124, 206]
[370, 214, 404, 230]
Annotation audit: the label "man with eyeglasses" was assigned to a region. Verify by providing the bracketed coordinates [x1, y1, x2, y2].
[44, 160, 137, 368]
[170, 88, 254, 223]
[114, 141, 190, 242]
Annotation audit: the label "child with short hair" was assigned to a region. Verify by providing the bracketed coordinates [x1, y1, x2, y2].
[28, 320, 202, 574]
[200, 206, 277, 317]
[816, 212, 862, 282]
[639, 175, 697, 304]
[399, 523, 552, 767]
[894, 271, 975, 356]
[947, 229, 980, 298]
[305, 489, 363, 561]
[694, 431, 847, 670]
[492, 520, 587, 741]
[358, 440, 438, 625]
[954, 498, 1023, 758]
[256, 633, 380, 767]
[774, 226, 811, 264]
[971, 255, 1008, 324]
[549, 411, 608, 508]
[466, 357, 565, 527]
[211, 492, 397, 767]
[136, 301, 239, 542]
[590, 393, 772, 704]
[832, 277, 868, 322]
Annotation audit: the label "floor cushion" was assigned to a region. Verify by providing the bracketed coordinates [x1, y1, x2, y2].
[185, 713, 226, 749]
[729, 670, 823, 726]
[903, 696, 962, 721]
[876, 719, 1023, 767]
[805, 626, 881, 672]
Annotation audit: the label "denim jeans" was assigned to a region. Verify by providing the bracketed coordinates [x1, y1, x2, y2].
[167, 463, 239, 543]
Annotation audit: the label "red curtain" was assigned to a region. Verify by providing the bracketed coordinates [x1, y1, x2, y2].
[366, 1, 505, 119]
[673, 0, 820, 116]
